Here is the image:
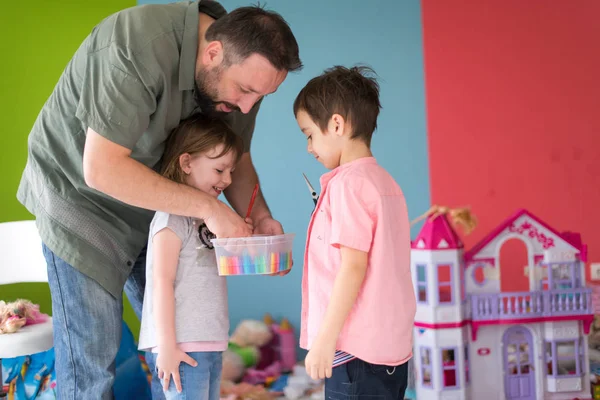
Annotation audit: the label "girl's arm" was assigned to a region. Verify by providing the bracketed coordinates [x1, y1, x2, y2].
[153, 228, 181, 350]
[152, 228, 197, 392]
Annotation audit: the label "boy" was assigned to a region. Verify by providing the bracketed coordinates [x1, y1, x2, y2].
[293, 66, 416, 398]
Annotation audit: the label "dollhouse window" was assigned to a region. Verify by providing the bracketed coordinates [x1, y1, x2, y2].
[437, 264, 453, 304]
[472, 263, 486, 286]
[420, 347, 433, 387]
[550, 262, 577, 290]
[464, 343, 470, 384]
[416, 264, 428, 303]
[441, 348, 458, 388]
[545, 340, 582, 377]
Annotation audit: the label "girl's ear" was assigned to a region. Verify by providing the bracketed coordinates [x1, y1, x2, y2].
[179, 153, 192, 174]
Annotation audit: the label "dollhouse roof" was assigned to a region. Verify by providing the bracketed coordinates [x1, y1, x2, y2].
[412, 213, 463, 250]
[464, 208, 587, 263]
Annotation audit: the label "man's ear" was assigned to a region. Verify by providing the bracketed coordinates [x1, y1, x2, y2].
[201, 40, 224, 68]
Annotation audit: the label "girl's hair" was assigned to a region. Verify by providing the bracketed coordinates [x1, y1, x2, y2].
[160, 114, 244, 184]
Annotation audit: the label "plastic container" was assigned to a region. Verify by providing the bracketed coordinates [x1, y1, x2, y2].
[211, 233, 295, 276]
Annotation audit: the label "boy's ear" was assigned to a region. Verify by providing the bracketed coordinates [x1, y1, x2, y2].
[179, 153, 192, 174]
[328, 114, 346, 137]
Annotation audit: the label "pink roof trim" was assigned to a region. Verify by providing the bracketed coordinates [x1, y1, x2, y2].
[411, 213, 463, 250]
[464, 208, 587, 263]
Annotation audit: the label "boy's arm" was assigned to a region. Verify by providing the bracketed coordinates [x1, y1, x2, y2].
[305, 246, 368, 380]
[315, 245, 368, 343]
[304, 179, 374, 380]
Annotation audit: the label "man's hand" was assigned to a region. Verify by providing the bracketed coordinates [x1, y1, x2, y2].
[254, 216, 284, 235]
[304, 337, 336, 380]
[205, 200, 253, 238]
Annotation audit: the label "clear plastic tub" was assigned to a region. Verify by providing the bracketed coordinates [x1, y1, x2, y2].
[211, 233, 295, 276]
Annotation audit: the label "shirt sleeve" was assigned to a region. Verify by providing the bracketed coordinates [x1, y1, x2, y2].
[151, 212, 192, 244]
[329, 179, 375, 253]
[75, 43, 158, 150]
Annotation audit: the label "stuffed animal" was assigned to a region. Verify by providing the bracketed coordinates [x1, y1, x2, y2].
[0, 299, 48, 334]
[222, 319, 273, 382]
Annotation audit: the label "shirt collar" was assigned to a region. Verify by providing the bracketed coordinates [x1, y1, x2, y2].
[319, 156, 377, 189]
[178, 2, 200, 92]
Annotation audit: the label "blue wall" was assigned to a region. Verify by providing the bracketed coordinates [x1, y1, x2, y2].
[138, 0, 430, 346]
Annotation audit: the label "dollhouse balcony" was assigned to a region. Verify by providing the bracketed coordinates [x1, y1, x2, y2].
[469, 288, 594, 340]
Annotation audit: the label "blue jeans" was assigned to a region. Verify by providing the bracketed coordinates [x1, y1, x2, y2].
[325, 358, 408, 399]
[159, 352, 222, 400]
[43, 243, 164, 400]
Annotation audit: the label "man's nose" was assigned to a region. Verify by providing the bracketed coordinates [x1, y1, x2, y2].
[238, 94, 262, 114]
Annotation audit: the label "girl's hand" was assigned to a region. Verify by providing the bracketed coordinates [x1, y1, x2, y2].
[156, 346, 198, 393]
[244, 217, 254, 233]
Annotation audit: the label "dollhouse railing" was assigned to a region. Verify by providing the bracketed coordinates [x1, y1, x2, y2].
[470, 288, 593, 321]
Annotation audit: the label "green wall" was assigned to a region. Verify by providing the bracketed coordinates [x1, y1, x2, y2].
[0, 0, 140, 337]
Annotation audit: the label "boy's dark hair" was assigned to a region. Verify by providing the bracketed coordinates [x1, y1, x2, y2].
[205, 4, 302, 72]
[293, 65, 381, 145]
[161, 114, 244, 184]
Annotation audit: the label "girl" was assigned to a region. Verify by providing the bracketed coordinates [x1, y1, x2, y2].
[138, 114, 250, 399]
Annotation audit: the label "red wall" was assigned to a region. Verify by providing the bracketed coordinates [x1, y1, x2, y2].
[422, 1, 600, 281]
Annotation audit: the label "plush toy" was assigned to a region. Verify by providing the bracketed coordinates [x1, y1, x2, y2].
[222, 319, 273, 382]
[0, 299, 48, 334]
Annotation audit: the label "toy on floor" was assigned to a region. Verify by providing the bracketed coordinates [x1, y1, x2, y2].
[1, 349, 56, 399]
[281, 364, 324, 400]
[2, 320, 151, 400]
[254, 314, 296, 373]
[0, 299, 48, 334]
[222, 314, 298, 387]
[222, 319, 274, 383]
[220, 380, 278, 400]
[411, 207, 595, 400]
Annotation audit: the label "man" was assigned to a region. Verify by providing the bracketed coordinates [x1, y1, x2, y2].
[16, 1, 301, 398]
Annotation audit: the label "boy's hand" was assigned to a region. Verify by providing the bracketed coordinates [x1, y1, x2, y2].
[304, 337, 336, 380]
[156, 346, 198, 392]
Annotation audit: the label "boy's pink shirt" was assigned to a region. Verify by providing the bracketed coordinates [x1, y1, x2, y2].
[299, 157, 416, 366]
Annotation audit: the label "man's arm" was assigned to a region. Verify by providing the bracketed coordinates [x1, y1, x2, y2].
[83, 128, 252, 238]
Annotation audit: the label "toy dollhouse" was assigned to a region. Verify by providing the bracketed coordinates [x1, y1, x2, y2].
[411, 208, 594, 400]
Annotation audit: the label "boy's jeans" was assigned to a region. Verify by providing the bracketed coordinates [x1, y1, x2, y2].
[325, 358, 408, 399]
[42, 243, 164, 400]
[159, 352, 222, 400]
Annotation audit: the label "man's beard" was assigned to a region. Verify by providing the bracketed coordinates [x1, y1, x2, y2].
[194, 67, 240, 116]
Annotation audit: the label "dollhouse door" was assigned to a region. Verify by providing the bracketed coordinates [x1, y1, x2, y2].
[503, 326, 536, 400]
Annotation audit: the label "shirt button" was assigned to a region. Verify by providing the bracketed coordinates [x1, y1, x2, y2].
[127, 261, 132, 267]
